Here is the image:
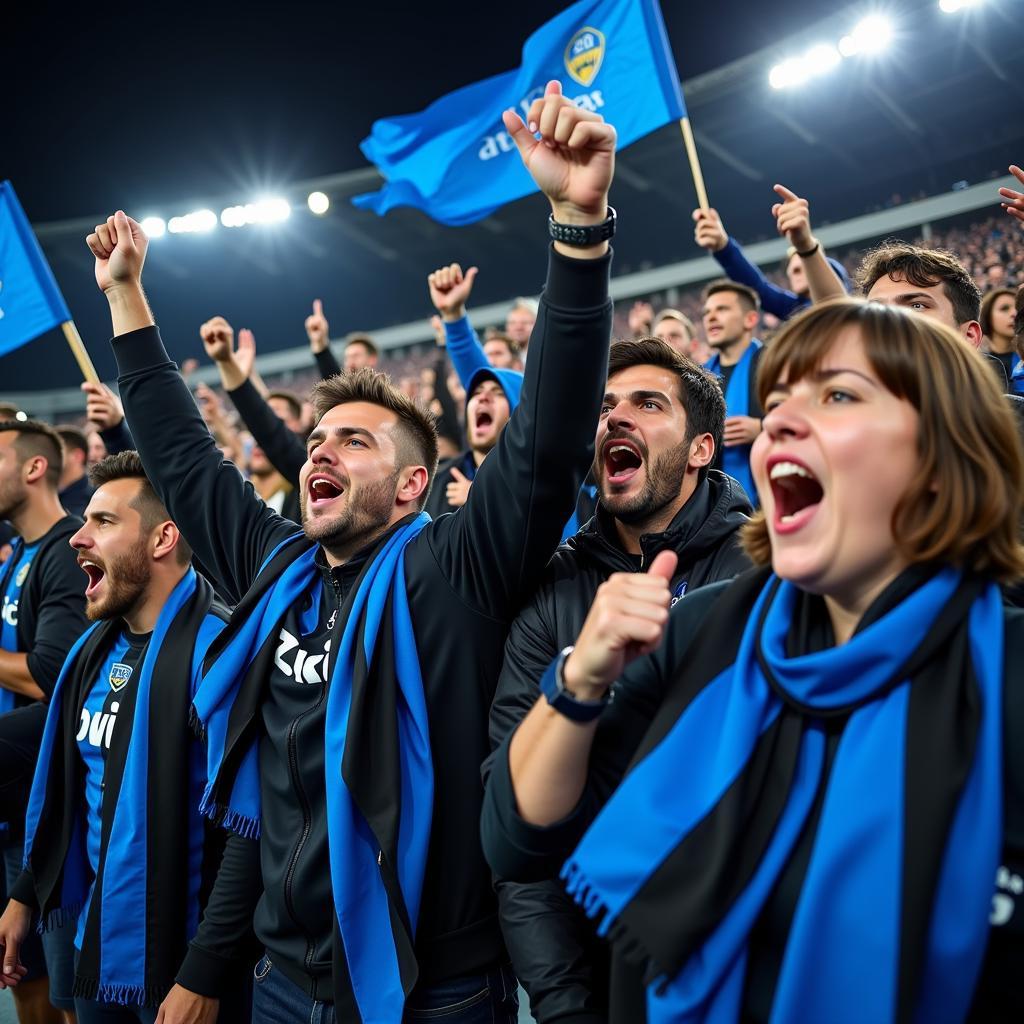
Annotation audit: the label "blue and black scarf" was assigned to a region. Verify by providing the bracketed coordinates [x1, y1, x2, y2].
[23, 569, 223, 1007]
[706, 341, 762, 505]
[193, 512, 433, 1024]
[563, 566, 1002, 1023]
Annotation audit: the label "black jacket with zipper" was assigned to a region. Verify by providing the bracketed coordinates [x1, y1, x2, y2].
[485, 470, 752, 1023]
[111, 245, 613, 1009]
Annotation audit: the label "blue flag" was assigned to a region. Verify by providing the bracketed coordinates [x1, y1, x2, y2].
[0, 182, 71, 357]
[352, 0, 685, 225]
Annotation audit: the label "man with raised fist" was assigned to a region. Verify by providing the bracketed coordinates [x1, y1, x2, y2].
[85, 80, 616, 1024]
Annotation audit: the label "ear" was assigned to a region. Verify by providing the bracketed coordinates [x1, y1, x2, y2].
[688, 432, 715, 472]
[744, 309, 761, 332]
[23, 455, 49, 485]
[150, 520, 183, 563]
[397, 466, 430, 508]
[961, 320, 983, 349]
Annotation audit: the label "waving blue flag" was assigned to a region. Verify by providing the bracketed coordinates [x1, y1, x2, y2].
[0, 182, 71, 357]
[353, 0, 685, 225]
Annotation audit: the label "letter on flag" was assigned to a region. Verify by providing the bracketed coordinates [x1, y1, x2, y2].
[352, 0, 685, 225]
[0, 182, 71, 358]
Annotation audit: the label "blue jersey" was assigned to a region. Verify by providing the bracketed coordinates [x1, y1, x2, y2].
[0, 540, 41, 714]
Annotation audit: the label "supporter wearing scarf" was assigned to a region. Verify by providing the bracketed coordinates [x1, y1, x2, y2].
[22, 568, 221, 1006]
[705, 339, 762, 503]
[563, 565, 1002, 1024]
[193, 512, 432, 1023]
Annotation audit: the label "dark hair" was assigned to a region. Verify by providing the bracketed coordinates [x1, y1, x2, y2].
[483, 333, 521, 357]
[266, 390, 303, 423]
[741, 299, 1024, 583]
[310, 369, 439, 509]
[89, 451, 192, 565]
[980, 287, 1016, 341]
[344, 333, 379, 358]
[0, 419, 64, 489]
[702, 279, 761, 315]
[56, 425, 89, 459]
[607, 338, 726, 479]
[855, 241, 982, 325]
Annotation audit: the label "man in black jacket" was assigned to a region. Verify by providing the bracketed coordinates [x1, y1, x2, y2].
[0, 419, 88, 1022]
[86, 82, 616, 1023]
[487, 338, 752, 1024]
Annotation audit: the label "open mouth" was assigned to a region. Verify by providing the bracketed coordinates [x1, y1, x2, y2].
[79, 560, 106, 599]
[769, 459, 824, 532]
[474, 411, 494, 431]
[603, 439, 643, 485]
[308, 475, 345, 508]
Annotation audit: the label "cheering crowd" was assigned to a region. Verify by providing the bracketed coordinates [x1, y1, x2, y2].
[0, 82, 1021, 1024]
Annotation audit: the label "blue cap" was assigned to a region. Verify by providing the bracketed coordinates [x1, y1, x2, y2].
[467, 366, 524, 412]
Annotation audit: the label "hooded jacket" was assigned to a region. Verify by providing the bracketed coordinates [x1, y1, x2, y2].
[485, 469, 752, 1024]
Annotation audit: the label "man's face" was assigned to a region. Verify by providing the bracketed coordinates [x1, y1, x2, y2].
[249, 445, 273, 478]
[60, 447, 85, 489]
[87, 432, 107, 466]
[593, 365, 696, 525]
[300, 402, 404, 556]
[0, 433, 28, 522]
[654, 317, 692, 356]
[865, 275, 972, 339]
[483, 339, 516, 369]
[71, 479, 153, 622]
[786, 254, 809, 297]
[987, 265, 1006, 287]
[466, 379, 511, 455]
[703, 292, 755, 351]
[343, 343, 377, 373]
[267, 397, 302, 433]
[505, 308, 535, 346]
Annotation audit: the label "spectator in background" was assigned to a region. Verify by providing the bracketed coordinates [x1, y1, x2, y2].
[342, 333, 379, 373]
[482, 333, 523, 370]
[702, 280, 763, 505]
[303, 298, 381, 378]
[85, 431, 106, 466]
[265, 390, 303, 434]
[505, 298, 537, 360]
[628, 301, 709, 364]
[55, 426, 93, 518]
[982, 288, 1018, 382]
[81, 382, 135, 459]
[693, 184, 849, 319]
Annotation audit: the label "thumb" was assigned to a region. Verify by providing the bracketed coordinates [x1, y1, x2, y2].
[463, 267, 479, 288]
[80, 381, 100, 396]
[114, 210, 135, 252]
[647, 549, 678, 583]
[4, 936, 19, 974]
[502, 108, 539, 163]
[313, 299, 323, 317]
[449, 466, 467, 482]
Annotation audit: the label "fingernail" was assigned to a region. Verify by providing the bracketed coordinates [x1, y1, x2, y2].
[528, 121, 537, 133]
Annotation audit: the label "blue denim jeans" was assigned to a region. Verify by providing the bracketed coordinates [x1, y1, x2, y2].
[72, 999, 158, 1024]
[251, 953, 519, 1023]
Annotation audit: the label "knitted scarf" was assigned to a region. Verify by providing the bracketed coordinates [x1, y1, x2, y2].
[563, 566, 1002, 1024]
[193, 512, 433, 1024]
[23, 569, 220, 1006]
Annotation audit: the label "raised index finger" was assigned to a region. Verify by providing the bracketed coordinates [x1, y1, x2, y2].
[773, 183, 799, 203]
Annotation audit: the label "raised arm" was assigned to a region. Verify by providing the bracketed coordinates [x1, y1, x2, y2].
[771, 184, 846, 305]
[305, 299, 343, 379]
[86, 212, 294, 603]
[428, 263, 489, 388]
[429, 81, 615, 617]
[81, 382, 135, 455]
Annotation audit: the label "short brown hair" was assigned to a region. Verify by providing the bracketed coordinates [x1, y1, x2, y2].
[483, 333, 521, 358]
[654, 308, 697, 339]
[980, 287, 1015, 340]
[344, 334, 379, 358]
[0, 419, 64, 490]
[266, 390, 303, 423]
[607, 339, 725, 476]
[89, 451, 192, 565]
[310, 369, 439, 508]
[741, 299, 1024, 583]
[702, 279, 761, 315]
[855, 241, 982, 325]
[56, 425, 89, 459]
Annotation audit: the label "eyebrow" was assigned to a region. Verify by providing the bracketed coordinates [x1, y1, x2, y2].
[602, 389, 674, 406]
[889, 292, 935, 305]
[306, 425, 378, 447]
[768, 368, 878, 393]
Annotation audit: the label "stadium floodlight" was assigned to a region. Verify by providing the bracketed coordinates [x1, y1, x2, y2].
[839, 14, 894, 56]
[14, 411, 27, 422]
[307, 191, 330, 215]
[769, 58, 807, 90]
[220, 198, 291, 228]
[939, 0, 982, 11]
[168, 209, 217, 234]
[140, 216, 166, 239]
[804, 43, 841, 76]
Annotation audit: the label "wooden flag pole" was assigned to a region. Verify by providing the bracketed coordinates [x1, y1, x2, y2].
[679, 117, 709, 212]
[60, 320, 100, 385]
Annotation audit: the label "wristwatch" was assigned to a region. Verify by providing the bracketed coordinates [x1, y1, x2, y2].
[538, 646, 611, 722]
[548, 207, 616, 248]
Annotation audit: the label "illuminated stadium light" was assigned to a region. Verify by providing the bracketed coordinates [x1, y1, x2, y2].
[220, 197, 292, 228]
[839, 14, 894, 56]
[769, 58, 809, 90]
[804, 43, 841, 75]
[939, 0, 982, 11]
[307, 191, 330, 215]
[167, 209, 217, 234]
[140, 216, 166, 239]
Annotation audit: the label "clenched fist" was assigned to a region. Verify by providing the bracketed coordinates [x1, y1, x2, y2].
[199, 317, 236, 365]
[86, 211, 148, 294]
[692, 207, 728, 253]
[428, 264, 478, 322]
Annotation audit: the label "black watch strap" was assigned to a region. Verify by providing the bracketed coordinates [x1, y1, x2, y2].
[548, 207, 616, 248]
[539, 646, 611, 722]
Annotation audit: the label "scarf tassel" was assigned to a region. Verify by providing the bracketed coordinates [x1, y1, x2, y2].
[36, 901, 82, 935]
[198, 790, 261, 840]
[73, 975, 168, 1008]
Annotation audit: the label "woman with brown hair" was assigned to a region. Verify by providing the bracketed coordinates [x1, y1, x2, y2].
[981, 286, 1018, 385]
[482, 298, 1024, 1023]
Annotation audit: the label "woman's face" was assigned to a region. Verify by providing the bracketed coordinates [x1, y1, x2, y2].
[751, 328, 921, 611]
[990, 293, 1016, 341]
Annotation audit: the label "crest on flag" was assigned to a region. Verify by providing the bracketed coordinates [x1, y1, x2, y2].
[564, 27, 605, 86]
[109, 663, 133, 692]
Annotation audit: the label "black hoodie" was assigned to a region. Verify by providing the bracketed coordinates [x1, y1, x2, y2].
[485, 469, 751, 1024]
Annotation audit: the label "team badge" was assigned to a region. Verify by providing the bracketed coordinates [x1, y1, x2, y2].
[109, 663, 133, 692]
[15, 562, 30, 587]
[671, 580, 688, 607]
[564, 27, 605, 87]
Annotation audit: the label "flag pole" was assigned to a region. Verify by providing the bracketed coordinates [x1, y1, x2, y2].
[679, 117, 709, 212]
[60, 320, 100, 385]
